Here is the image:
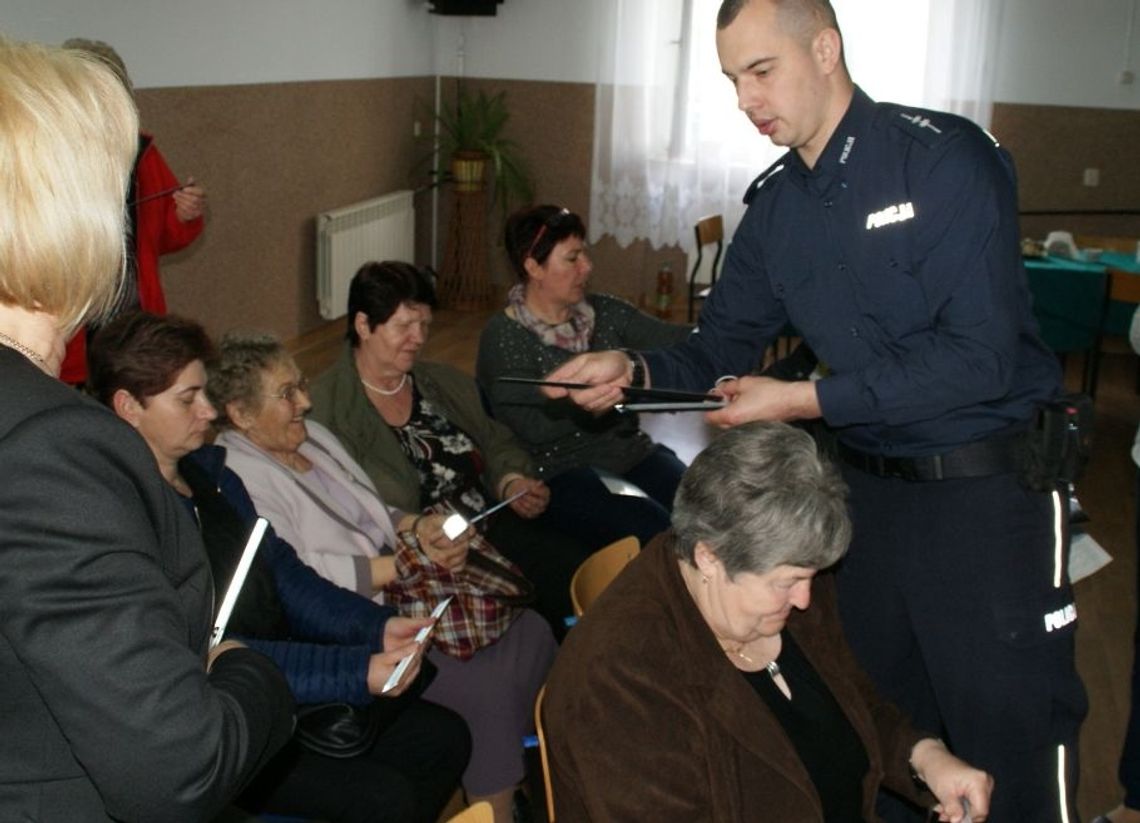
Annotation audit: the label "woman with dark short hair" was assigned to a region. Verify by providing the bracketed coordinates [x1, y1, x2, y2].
[307, 259, 593, 639]
[543, 422, 994, 822]
[477, 204, 693, 551]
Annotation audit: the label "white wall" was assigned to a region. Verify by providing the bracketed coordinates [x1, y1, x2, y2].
[432, 0, 1140, 111]
[4, 0, 1139, 109]
[995, 0, 1139, 108]
[431, 0, 605, 82]
[4, 0, 435, 87]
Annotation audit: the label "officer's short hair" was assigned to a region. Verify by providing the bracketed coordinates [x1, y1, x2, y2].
[671, 421, 851, 578]
[717, 0, 841, 48]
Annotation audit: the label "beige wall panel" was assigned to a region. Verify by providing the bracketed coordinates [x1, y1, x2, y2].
[135, 76, 435, 341]
[992, 102, 1140, 240]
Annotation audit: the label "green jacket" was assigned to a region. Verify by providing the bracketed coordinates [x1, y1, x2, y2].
[309, 347, 535, 513]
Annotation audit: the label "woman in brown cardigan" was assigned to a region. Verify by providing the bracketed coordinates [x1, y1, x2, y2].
[543, 422, 993, 822]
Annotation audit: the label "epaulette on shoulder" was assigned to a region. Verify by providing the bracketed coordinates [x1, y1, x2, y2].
[886, 105, 956, 149]
[743, 156, 788, 205]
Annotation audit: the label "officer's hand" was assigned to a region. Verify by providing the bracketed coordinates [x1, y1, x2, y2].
[706, 376, 821, 427]
[543, 350, 629, 414]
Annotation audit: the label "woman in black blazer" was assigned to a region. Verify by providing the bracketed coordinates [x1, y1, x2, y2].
[0, 40, 293, 821]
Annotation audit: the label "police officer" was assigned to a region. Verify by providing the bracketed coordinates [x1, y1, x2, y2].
[546, 0, 1087, 820]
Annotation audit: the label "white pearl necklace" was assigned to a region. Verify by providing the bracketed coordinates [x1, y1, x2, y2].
[360, 372, 408, 396]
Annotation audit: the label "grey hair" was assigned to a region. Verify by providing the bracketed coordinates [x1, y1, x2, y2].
[672, 421, 851, 577]
[207, 331, 291, 427]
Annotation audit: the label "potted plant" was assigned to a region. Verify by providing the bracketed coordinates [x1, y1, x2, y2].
[432, 87, 534, 219]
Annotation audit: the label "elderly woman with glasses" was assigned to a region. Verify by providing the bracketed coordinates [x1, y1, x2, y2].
[476, 204, 693, 551]
[543, 422, 993, 822]
[209, 330, 557, 823]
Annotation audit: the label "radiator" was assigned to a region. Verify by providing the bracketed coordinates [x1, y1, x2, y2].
[316, 189, 415, 320]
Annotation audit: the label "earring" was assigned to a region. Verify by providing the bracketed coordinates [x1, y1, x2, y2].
[701, 575, 708, 584]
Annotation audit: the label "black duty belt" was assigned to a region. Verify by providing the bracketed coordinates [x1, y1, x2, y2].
[836, 433, 1024, 482]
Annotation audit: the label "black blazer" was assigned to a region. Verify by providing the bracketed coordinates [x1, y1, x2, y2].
[0, 348, 293, 822]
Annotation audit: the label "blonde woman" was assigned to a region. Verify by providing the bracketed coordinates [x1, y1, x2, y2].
[0, 40, 292, 821]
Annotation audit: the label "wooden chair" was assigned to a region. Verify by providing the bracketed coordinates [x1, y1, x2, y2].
[533, 686, 555, 822]
[569, 535, 640, 617]
[1110, 267, 1140, 304]
[445, 801, 493, 823]
[1076, 235, 1140, 392]
[1107, 269, 1140, 393]
[688, 215, 724, 322]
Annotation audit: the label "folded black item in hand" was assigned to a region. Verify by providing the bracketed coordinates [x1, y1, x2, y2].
[497, 376, 726, 412]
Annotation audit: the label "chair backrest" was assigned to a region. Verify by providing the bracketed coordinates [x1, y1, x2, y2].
[695, 214, 724, 248]
[446, 801, 494, 823]
[689, 215, 724, 284]
[569, 536, 640, 617]
[688, 214, 726, 322]
[1110, 268, 1140, 304]
[534, 685, 555, 822]
[1024, 264, 1109, 353]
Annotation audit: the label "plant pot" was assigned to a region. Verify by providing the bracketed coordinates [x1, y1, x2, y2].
[451, 152, 487, 193]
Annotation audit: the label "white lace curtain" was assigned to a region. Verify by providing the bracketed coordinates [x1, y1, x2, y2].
[589, 0, 1004, 252]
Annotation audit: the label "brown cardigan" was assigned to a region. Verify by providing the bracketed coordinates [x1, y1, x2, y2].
[543, 533, 929, 822]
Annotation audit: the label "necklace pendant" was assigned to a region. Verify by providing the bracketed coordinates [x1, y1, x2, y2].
[766, 660, 781, 679]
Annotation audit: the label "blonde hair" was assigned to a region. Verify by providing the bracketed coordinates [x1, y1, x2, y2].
[0, 39, 138, 334]
[61, 38, 133, 94]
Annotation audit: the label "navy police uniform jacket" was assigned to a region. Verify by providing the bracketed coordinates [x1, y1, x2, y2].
[646, 86, 1060, 457]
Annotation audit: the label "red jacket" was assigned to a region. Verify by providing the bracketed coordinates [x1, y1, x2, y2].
[61, 134, 203, 384]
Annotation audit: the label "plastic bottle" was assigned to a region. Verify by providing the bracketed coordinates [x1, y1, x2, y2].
[655, 263, 674, 319]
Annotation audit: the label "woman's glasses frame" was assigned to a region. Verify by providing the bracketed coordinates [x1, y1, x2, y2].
[265, 376, 310, 405]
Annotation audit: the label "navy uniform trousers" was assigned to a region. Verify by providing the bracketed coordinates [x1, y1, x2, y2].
[835, 466, 1088, 823]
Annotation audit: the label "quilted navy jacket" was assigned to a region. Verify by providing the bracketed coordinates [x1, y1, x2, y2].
[183, 443, 397, 705]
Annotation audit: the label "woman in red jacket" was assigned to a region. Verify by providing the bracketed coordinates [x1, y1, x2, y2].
[58, 37, 206, 384]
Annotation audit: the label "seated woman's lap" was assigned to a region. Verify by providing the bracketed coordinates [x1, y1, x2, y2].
[623, 444, 686, 513]
[422, 608, 556, 797]
[239, 699, 470, 823]
[486, 510, 592, 637]
[542, 461, 675, 549]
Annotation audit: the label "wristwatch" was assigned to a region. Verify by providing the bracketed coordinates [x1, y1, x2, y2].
[621, 348, 647, 389]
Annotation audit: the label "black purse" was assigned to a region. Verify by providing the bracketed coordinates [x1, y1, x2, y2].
[293, 658, 437, 758]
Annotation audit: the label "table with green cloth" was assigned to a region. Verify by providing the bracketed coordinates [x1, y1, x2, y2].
[1024, 253, 1140, 338]
[1023, 255, 1109, 354]
[1097, 250, 1140, 335]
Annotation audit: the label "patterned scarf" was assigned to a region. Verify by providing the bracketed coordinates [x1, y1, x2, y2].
[507, 283, 596, 352]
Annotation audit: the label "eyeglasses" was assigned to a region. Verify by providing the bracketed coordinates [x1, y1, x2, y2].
[523, 207, 572, 262]
[265, 376, 310, 404]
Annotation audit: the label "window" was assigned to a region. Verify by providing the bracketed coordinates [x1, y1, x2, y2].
[591, 0, 995, 251]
